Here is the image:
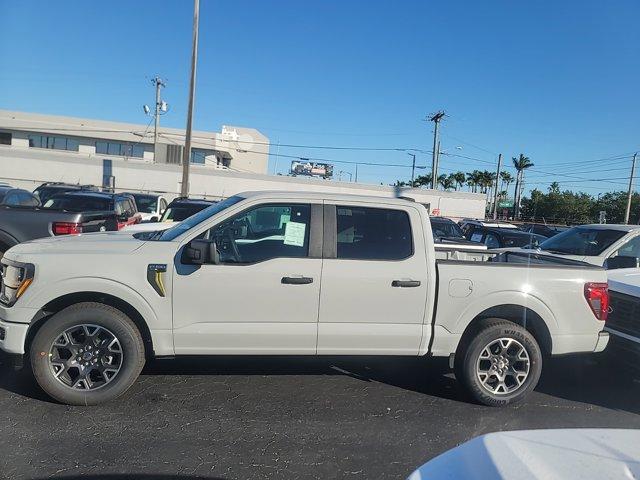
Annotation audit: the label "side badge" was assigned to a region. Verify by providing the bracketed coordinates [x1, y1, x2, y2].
[147, 264, 167, 297]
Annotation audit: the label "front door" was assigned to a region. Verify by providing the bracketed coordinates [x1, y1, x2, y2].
[172, 201, 323, 354]
[317, 202, 429, 354]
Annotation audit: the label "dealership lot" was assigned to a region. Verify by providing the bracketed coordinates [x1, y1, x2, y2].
[1, 352, 639, 480]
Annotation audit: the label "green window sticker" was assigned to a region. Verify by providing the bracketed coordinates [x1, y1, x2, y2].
[283, 221, 306, 247]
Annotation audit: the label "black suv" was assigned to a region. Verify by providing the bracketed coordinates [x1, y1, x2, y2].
[43, 191, 141, 229]
[465, 225, 546, 249]
[157, 197, 217, 223]
[33, 182, 98, 204]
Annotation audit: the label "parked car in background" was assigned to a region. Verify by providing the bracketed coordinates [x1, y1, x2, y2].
[605, 268, 640, 362]
[465, 224, 546, 249]
[33, 182, 98, 204]
[459, 219, 518, 237]
[0, 202, 118, 258]
[0, 186, 40, 207]
[0, 191, 609, 406]
[519, 223, 569, 238]
[517, 224, 640, 269]
[123, 197, 216, 233]
[125, 192, 168, 222]
[43, 191, 141, 229]
[430, 216, 487, 251]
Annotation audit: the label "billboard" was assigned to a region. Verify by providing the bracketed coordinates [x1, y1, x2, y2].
[290, 160, 333, 179]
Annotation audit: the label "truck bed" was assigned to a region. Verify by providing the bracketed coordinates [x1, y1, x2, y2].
[430, 251, 606, 356]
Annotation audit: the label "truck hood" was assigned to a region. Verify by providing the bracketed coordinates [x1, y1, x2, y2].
[5, 231, 146, 258]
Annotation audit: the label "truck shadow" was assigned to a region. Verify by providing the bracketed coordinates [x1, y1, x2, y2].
[1, 352, 639, 414]
[536, 352, 640, 415]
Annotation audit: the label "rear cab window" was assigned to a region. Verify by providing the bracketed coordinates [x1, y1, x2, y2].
[335, 206, 413, 260]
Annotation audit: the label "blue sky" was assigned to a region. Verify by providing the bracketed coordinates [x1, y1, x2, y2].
[1, 0, 638, 195]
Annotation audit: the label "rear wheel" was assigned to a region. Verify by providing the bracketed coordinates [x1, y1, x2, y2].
[30, 302, 145, 405]
[455, 319, 542, 406]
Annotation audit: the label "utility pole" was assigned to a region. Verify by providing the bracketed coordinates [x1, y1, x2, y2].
[151, 77, 166, 159]
[492, 153, 502, 220]
[180, 0, 200, 197]
[428, 111, 445, 189]
[408, 153, 416, 186]
[354, 163, 359, 183]
[624, 153, 637, 224]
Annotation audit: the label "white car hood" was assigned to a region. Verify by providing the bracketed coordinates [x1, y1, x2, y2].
[608, 268, 640, 298]
[5, 231, 146, 258]
[407, 429, 640, 480]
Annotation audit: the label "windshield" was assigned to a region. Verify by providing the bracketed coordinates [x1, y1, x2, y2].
[153, 196, 244, 241]
[43, 196, 110, 212]
[430, 219, 465, 239]
[159, 203, 210, 223]
[538, 227, 627, 255]
[132, 194, 158, 214]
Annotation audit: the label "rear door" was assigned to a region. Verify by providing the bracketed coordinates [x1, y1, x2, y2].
[317, 202, 428, 354]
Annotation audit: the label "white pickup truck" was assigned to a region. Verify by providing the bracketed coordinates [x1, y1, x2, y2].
[0, 191, 610, 406]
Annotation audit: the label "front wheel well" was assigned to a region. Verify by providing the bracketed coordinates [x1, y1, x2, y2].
[458, 304, 553, 356]
[26, 292, 154, 359]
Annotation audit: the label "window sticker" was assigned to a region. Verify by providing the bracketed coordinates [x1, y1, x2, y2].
[279, 213, 291, 228]
[283, 221, 306, 247]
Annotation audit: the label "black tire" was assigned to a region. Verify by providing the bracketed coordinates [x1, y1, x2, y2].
[30, 302, 145, 405]
[455, 318, 542, 407]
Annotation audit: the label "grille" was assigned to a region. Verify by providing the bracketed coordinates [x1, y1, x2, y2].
[607, 290, 640, 339]
[0, 327, 5, 341]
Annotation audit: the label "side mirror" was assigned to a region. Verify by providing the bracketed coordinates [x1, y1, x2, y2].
[182, 239, 219, 265]
[605, 256, 639, 270]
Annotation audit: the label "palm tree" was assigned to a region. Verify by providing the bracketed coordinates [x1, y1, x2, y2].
[499, 171, 514, 193]
[466, 170, 482, 193]
[413, 173, 432, 188]
[451, 171, 466, 191]
[437, 174, 454, 190]
[512, 154, 534, 218]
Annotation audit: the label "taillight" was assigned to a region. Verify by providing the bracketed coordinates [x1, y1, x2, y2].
[584, 282, 609, 321]
[52, 222, 82, 236]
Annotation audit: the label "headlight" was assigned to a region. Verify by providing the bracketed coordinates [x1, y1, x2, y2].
[0, 260, 35, 306]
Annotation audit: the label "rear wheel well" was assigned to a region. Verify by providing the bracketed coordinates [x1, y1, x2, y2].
[26, 292, 154, 359]
[458, 304, 552, 356]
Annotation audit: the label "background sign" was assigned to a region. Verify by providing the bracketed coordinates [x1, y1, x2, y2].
[290, 161, 333, 178]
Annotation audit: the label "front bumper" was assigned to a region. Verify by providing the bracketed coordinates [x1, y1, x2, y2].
[0, 318, 29, 355]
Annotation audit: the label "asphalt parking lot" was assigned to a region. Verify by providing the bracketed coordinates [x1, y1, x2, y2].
[1, 351, 639, 480]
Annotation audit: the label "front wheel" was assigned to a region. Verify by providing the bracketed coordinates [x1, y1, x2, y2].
[455, 319, 542, 406]
[30, 302, 145, 405]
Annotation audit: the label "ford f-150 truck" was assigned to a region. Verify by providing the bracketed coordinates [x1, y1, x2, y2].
[0, 191, 610, 406]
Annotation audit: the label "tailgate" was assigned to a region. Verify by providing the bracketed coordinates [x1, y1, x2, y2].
[78, 211, 119, 232]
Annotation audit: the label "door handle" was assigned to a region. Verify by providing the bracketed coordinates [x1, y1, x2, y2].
[282, 276, 314, 285]
[392, 280, 421, 288]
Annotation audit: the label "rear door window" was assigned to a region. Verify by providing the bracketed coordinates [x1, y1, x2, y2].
[484, 233, 501, 248]
[470, 229, 484, 243]
[335, 206, 413, 260]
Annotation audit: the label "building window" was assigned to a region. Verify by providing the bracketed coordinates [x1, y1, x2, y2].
[28, 134, 79, 151]
[190, 148, 213, 164]
[0, 132, 11, 145]
[96, 141, 144, 158]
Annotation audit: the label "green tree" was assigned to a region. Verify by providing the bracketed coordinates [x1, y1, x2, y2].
[512, 154, 534, 218]
[451, 171, 466, 190]
[438, 174, 455, 190]
[500, 171, 514, 194]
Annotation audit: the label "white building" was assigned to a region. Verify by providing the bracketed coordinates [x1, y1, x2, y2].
[0, 109, 486, 219]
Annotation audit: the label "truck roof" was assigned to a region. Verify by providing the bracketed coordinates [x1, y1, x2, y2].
[238, 190, 420, 206]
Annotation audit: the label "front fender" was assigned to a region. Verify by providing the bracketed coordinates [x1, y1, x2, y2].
[25, 277, 163, 331]
[449, 290, 559, 335]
